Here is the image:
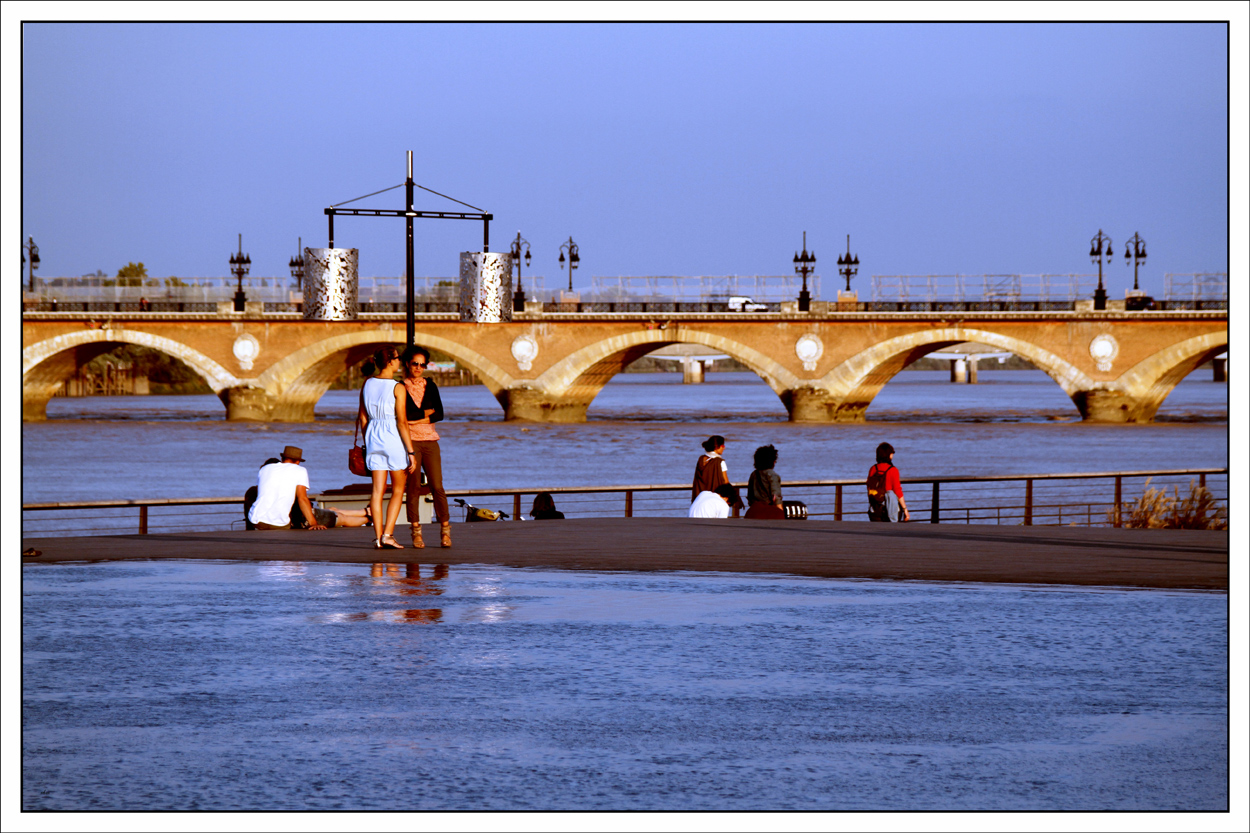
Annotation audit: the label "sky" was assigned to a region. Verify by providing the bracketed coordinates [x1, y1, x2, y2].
[11, 12, 1245, 302]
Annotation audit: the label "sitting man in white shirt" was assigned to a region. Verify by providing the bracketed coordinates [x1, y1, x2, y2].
[688, 484, 738, 519]
[247, 445, 328, 530]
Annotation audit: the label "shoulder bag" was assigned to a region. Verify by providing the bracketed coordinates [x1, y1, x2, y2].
[349, 386, 369, 476]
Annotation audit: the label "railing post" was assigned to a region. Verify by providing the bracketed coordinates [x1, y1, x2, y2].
[1114, 475, 1122, 528]
[1024, 479, 1032, 526]
[625, 490, 633, 518]
[930, 482, 939, 523]
[513, 493, 521, 521]
[835, 484, 842, 521]
[139, 505, 148, 535]
[1199, 473, 1206, 489]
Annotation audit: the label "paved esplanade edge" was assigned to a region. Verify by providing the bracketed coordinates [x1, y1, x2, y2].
[22, 309, 1227, 423]
[21, 519, 1228, 591]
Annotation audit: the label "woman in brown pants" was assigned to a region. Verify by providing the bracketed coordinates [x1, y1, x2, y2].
[399, 344, 452, 548]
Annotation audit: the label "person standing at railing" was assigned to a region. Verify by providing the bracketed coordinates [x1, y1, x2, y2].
[399, 344, 452, 549]
[358, 346, 417, 549]
[693, 435, 742, 517]
[867, 442, 910, 522]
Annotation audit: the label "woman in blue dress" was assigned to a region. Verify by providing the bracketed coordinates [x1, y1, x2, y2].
[357, 345, 417, 548]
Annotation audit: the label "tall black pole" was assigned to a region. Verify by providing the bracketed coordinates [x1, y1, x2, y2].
[406, 151, 415, 347]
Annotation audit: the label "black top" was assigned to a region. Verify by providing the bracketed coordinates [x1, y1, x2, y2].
[404, 378, 445, 424]
[531, 510, 566, 520]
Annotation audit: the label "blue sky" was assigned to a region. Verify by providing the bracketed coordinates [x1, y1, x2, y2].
[15, 18, 1238, 299]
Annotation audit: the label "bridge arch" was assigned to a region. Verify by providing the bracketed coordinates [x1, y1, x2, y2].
[21, 328, 243, 422]
[1076, 331, 1228, 422]
[793, 326, 1095, 422]
[243, 328, 523, 421]
[501, 328, 802, 421]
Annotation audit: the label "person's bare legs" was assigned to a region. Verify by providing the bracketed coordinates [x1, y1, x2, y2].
[369, 470, 389, 546]
[325, 507, 369, 528]
[382, 469, 408, 545]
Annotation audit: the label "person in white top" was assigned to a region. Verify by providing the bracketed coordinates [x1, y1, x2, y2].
[688, 485, 738, 519]
[248, 445, 326, 530]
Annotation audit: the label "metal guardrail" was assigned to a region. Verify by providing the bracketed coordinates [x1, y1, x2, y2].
[22, 299, 1230, 314]
[21, 469, 1228, 538]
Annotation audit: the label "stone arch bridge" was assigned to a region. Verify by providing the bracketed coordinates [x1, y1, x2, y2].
[22, 310, 1227, 423]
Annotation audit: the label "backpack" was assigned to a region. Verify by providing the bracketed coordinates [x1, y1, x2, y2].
[866, 463, 895, 521]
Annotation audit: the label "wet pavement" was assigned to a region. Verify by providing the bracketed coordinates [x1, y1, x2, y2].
[22, 560, 1228, 811]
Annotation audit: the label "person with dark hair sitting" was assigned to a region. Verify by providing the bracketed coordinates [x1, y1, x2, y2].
[530, 492, 565, 520]
[688, 484, 738, 519]
[744, 444, 786, 520]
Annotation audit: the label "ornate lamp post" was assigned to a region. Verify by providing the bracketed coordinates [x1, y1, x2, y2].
[229, 233, 252, 312]
[510, 231, 532, 312]
[1124, 232, 1147, 291]
[836, 234, 859, 293]
[793, 231, 815, 312]
[1089, 229, 1113, 311]
[558, 236, 580, 294]
[288, 236, 305, 289]
[22, 236, 40, 293]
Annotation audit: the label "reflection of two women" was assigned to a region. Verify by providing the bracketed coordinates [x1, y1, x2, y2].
[365, 562, 449, 622]
[370, 562, 449, 588]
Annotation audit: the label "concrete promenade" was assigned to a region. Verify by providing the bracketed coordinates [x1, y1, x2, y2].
[21, 518, 1228, 590]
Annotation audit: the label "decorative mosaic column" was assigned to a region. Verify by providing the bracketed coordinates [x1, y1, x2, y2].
[303, 247, 359, 320]
[459, 252, 513, 323]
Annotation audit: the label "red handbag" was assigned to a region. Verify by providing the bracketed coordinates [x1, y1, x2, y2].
[348, 420, 368, 476]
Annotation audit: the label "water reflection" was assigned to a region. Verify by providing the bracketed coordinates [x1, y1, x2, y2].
[318, 563, 452, 623]
[23, 561, 1228, 811]
[257, 562, 307, 580]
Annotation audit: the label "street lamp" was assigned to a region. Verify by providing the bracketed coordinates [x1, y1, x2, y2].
[289, 236, 305, 290]
[510, 231, 532, 312]
[1124, 232, 1147, 291]
[793, 231, 815, 312]
[558, 236, 579, 294]
[229, 233, 252, 312]
[22, 236, 41, 294]
[836, 234, 859, 293]
[1089, 229, 1113, 311]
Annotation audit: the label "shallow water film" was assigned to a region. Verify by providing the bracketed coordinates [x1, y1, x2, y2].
[22, 561, 1227, 811]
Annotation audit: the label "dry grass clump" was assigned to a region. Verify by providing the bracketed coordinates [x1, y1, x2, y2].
[1112, 479, 1228, 530]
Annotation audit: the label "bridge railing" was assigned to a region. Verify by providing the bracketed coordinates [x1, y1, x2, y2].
[22, 298, 1230, 314]
[589, 275, 819, 302]
[21, 469, 1227, 539]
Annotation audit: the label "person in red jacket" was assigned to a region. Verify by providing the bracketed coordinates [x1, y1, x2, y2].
[867, 442, 910, 522]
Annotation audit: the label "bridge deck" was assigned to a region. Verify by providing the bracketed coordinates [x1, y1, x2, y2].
[21, 518, 1227, 590]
